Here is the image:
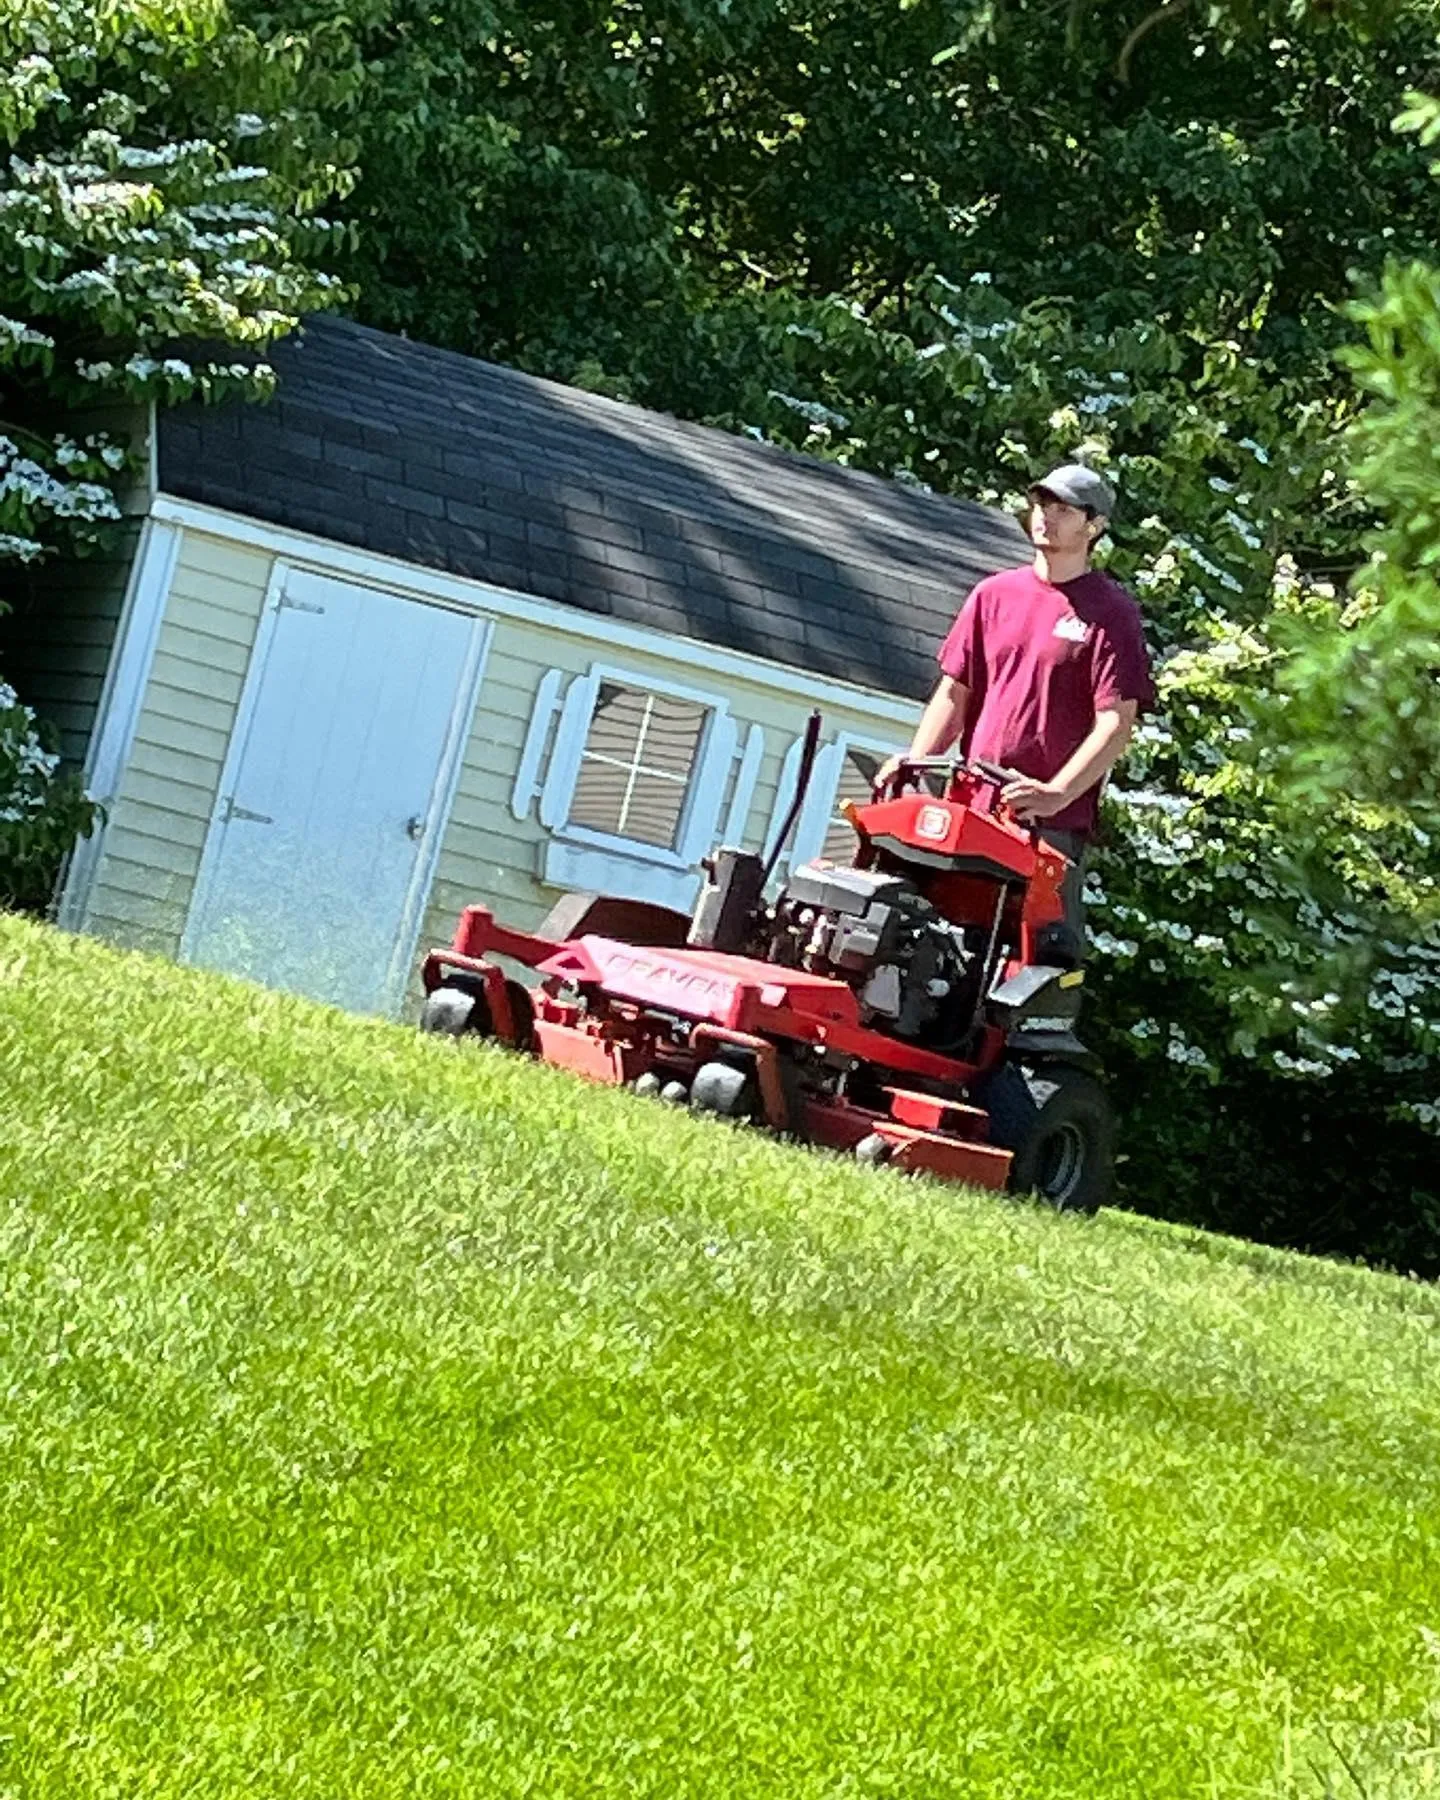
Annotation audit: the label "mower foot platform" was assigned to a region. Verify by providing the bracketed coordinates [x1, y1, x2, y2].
[797, 1091, 1012, 1189]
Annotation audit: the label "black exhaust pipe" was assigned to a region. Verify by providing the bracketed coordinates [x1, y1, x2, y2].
[763, 708, 823, 886]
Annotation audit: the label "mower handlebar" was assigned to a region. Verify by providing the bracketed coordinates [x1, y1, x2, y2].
[872, 753, 1024, 798]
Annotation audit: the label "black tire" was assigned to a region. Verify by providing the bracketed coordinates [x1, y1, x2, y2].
[419, 980, 492, 1038]
[503, 979, 536, 1052]
[978, 1061, 1113, 1214]
[690, 1059, 758, 1120]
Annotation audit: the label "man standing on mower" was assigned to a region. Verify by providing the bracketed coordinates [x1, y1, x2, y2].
[881, 464, 1154, 949]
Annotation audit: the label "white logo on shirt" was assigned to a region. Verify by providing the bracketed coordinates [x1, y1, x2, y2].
[1052, 613, 1089, 642]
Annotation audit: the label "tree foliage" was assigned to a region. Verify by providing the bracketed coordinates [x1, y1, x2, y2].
[1275, 97, 1440, 841]
[0, 677, 93, 909]
[1, 0, 354, 561]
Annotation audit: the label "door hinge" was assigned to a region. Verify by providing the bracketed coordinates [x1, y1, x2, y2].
[221, 796, 274, 825]
[276, 592, 325, 614]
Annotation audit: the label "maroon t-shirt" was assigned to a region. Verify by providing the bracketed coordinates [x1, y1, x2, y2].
[937, 565, 1155, 835]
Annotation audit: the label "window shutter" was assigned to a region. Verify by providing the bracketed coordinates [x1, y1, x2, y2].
[510, 667, 565, 821]
[764, 733, 842, 875]
[788, 741, 844, 868]
[539, 671, 599, 830]
[722, 724, 766, 846]
[677, 709, 737, 865]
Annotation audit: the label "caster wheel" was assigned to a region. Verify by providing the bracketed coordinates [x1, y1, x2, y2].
[855, 1133, 894, 1167]
[690, 1059, 758, 1120]
[419, 983, 490, 1037]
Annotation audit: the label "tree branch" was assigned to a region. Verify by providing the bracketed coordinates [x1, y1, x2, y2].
[1117, 0, 1195, 84]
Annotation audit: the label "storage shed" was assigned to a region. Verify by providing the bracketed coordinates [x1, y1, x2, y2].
[4, 316, 1027, 1015]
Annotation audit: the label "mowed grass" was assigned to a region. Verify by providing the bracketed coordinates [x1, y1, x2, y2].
[2, 916, 1439, 1798]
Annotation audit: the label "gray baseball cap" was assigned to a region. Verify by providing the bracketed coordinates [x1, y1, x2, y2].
[1029, 463, 1117, 517]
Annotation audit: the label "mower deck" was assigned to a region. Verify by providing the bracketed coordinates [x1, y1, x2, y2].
[422, 904, 1014, 1191]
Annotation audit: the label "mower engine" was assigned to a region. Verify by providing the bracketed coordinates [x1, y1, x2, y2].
[768, 860, 983, 1047]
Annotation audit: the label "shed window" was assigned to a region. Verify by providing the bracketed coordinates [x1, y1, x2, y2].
[568, 681, 710, 850]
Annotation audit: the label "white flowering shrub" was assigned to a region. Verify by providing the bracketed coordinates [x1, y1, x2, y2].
[1086, 101, 1436, 1267]
[0, 0, 352, 902]
[0, 680, 94, 908]
[1, 0, 352, 559]
[1068, 570, 1438, 1267]
[0, 428, 124, 564]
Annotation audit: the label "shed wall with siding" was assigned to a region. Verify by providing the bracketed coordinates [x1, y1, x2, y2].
[83, 529, 270, 953]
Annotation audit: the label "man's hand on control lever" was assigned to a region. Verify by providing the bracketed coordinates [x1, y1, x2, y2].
[873, 753, 1068, 822]
[999, 775, 1070, 823]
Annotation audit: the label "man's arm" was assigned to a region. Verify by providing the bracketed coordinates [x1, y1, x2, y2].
[878, 675, 971, 786]
[1001, 701, 1138, 823]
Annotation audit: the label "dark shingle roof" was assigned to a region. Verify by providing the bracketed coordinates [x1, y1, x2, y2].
[157, 315, 1028, 701]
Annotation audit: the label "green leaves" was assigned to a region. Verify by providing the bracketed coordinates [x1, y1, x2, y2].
[0, 678, 97, 907]
[1392, 88, 1440, 146]
[1250, 170, 1440, 989]
[0, 0, 355, 457]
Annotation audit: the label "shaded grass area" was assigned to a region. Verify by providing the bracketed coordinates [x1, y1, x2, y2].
[1, 914, 1439, 1797]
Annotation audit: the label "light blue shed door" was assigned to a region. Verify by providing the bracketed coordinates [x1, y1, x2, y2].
[184, 567, 488, 1014]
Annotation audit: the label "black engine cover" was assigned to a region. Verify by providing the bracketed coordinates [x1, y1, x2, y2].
[782, 862, 915, 919]
[689, 847, 767, 953]
[775, 859, 979, 1046]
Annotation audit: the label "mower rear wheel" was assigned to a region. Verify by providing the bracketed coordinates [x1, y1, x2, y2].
[419, 981, 491, 1038]
[980, 1062, 1113, 1214]
[690, 1059, 757, 1121]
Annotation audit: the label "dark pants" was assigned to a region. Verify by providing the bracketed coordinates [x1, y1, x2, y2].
[1038, 827, 1088, 952]
[1031, 828, 1088, 1026]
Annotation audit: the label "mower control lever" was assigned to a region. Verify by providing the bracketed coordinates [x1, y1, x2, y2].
[968, 756, 1024, 788]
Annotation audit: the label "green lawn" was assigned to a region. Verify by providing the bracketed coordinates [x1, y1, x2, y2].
[1, 914, 1438, 1798]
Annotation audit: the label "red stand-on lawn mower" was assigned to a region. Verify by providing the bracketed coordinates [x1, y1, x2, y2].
[420, 714, 1115, 1212]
